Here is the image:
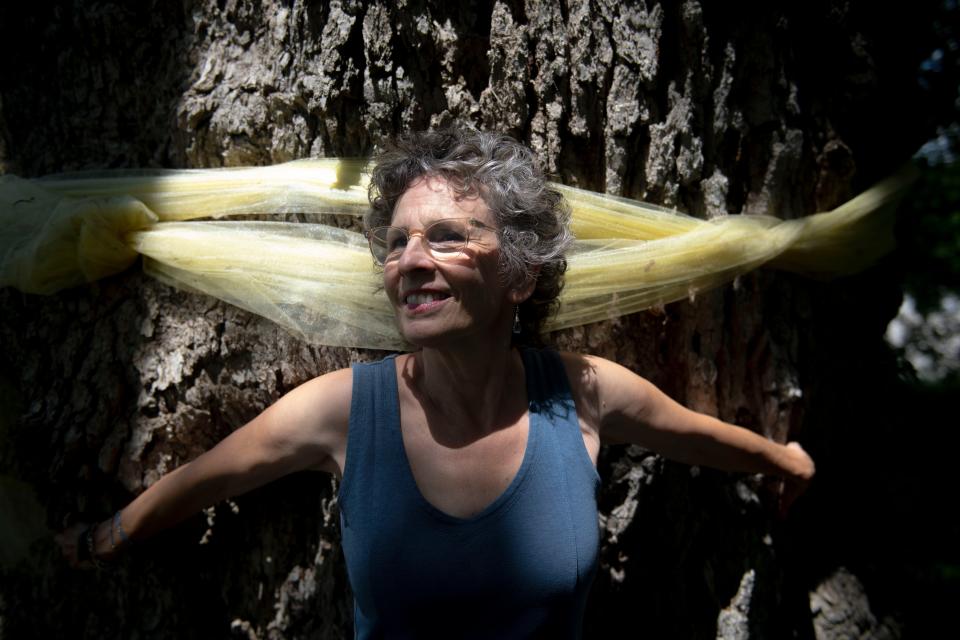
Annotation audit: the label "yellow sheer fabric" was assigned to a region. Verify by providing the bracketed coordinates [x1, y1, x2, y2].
[1, 160, 911, 350]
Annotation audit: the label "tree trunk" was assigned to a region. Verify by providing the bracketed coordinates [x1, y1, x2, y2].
[0, 1, 934, 638]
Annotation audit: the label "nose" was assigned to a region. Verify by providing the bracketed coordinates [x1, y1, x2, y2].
[396, 231, 435, 273]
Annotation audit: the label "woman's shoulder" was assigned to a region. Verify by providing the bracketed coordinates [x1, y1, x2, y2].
[350, 352, 402, 370]
[294, 366, 354, 395]
[549, 351, 605, 432]
[553, 350, 639, 383]
[553, 350, 612, 386]
[552, 351, 650, 431]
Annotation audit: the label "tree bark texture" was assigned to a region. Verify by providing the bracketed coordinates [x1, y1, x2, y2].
[0, 1, 935, 638]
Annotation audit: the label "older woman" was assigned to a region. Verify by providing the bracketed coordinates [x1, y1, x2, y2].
[59, 129, 814, 638]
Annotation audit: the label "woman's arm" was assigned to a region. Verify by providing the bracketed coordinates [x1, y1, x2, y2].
[564, 354, 814, 511]
[56, 367, 353, 565]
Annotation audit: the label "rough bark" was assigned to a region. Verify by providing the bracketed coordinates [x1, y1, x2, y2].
[0, 1, 936, 638]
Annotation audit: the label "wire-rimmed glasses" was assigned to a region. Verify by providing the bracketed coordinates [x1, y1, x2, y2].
[365, 217, 497, 266]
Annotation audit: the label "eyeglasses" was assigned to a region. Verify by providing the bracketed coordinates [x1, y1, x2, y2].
[365, 217, 497, 266]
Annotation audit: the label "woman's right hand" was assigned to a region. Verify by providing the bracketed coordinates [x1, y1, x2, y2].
[55, 519, 121, 568]
[54, 522, 94, 568]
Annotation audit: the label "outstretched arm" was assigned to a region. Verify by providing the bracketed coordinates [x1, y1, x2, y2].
[56, 367, 352, 566]
[564, 354, 814, 513]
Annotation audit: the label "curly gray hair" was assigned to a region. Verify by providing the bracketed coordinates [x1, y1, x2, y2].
[366, 128, 573, 345]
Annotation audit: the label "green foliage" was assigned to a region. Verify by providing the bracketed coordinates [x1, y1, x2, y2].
[896, 159, 960, 312]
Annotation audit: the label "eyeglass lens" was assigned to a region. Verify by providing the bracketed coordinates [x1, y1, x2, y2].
[371, 219, 476, 264]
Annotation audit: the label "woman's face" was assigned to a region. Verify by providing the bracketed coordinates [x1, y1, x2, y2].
[383, 176, 517, 348]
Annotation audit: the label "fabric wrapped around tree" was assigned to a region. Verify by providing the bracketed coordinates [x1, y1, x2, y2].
[0, 160, 912, 350]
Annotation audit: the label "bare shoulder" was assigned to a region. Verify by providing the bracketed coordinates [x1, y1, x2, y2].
[279, 367, 352, 420]
[557, 351, 601, 394]
[556, 351, 616, 432]
[258, 367, 353, 476]
[557, 351, 654, 442]
[557, 351, 644, 396]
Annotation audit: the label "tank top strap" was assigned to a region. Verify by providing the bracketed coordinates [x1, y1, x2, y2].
[338, 354, 401, 524]
[520, 347, 599, 481]
[520, 348, 578, 428]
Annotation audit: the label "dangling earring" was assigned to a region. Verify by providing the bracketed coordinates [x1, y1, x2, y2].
[512, 306, 521, 335]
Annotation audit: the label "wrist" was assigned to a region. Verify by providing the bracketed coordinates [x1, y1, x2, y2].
[75, 525, 93, 563]
[92, 520, 113, 564]
[112, 510, 133, 550]
[782, 442, 815, 482]
[85, 511, 134, 565]
[77, 523, 108, 568]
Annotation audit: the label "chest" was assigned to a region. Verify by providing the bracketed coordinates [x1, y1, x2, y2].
[338, 354, 604, 634]
[345, 416, 599, 633]
[398, 399, 529, 519]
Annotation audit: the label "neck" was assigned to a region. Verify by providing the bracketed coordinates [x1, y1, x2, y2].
[406, 339, 524, 439]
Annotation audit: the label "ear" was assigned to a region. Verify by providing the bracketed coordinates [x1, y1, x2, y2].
[507, 266, 540, 304]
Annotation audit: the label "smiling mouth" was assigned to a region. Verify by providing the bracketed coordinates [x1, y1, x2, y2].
[404, 292, 451, 305]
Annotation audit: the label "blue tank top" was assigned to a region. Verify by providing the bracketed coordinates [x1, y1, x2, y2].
[339, 348, 600, 639]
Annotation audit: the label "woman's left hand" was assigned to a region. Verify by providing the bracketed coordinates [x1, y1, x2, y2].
[778, 442, 815, 518]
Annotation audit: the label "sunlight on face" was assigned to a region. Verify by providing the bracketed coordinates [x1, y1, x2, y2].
[383, 177, 513, 348]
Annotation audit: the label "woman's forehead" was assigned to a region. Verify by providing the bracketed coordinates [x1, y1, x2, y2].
[391, 176, 494, 227]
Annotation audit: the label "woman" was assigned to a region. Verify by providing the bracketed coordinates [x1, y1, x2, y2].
[58, 129, 815, 638]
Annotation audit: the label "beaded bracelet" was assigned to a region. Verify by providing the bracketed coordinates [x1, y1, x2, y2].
[84, 524, 104, 569]
[113, 511, 131, 546]
[76, 525, 92, 563]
